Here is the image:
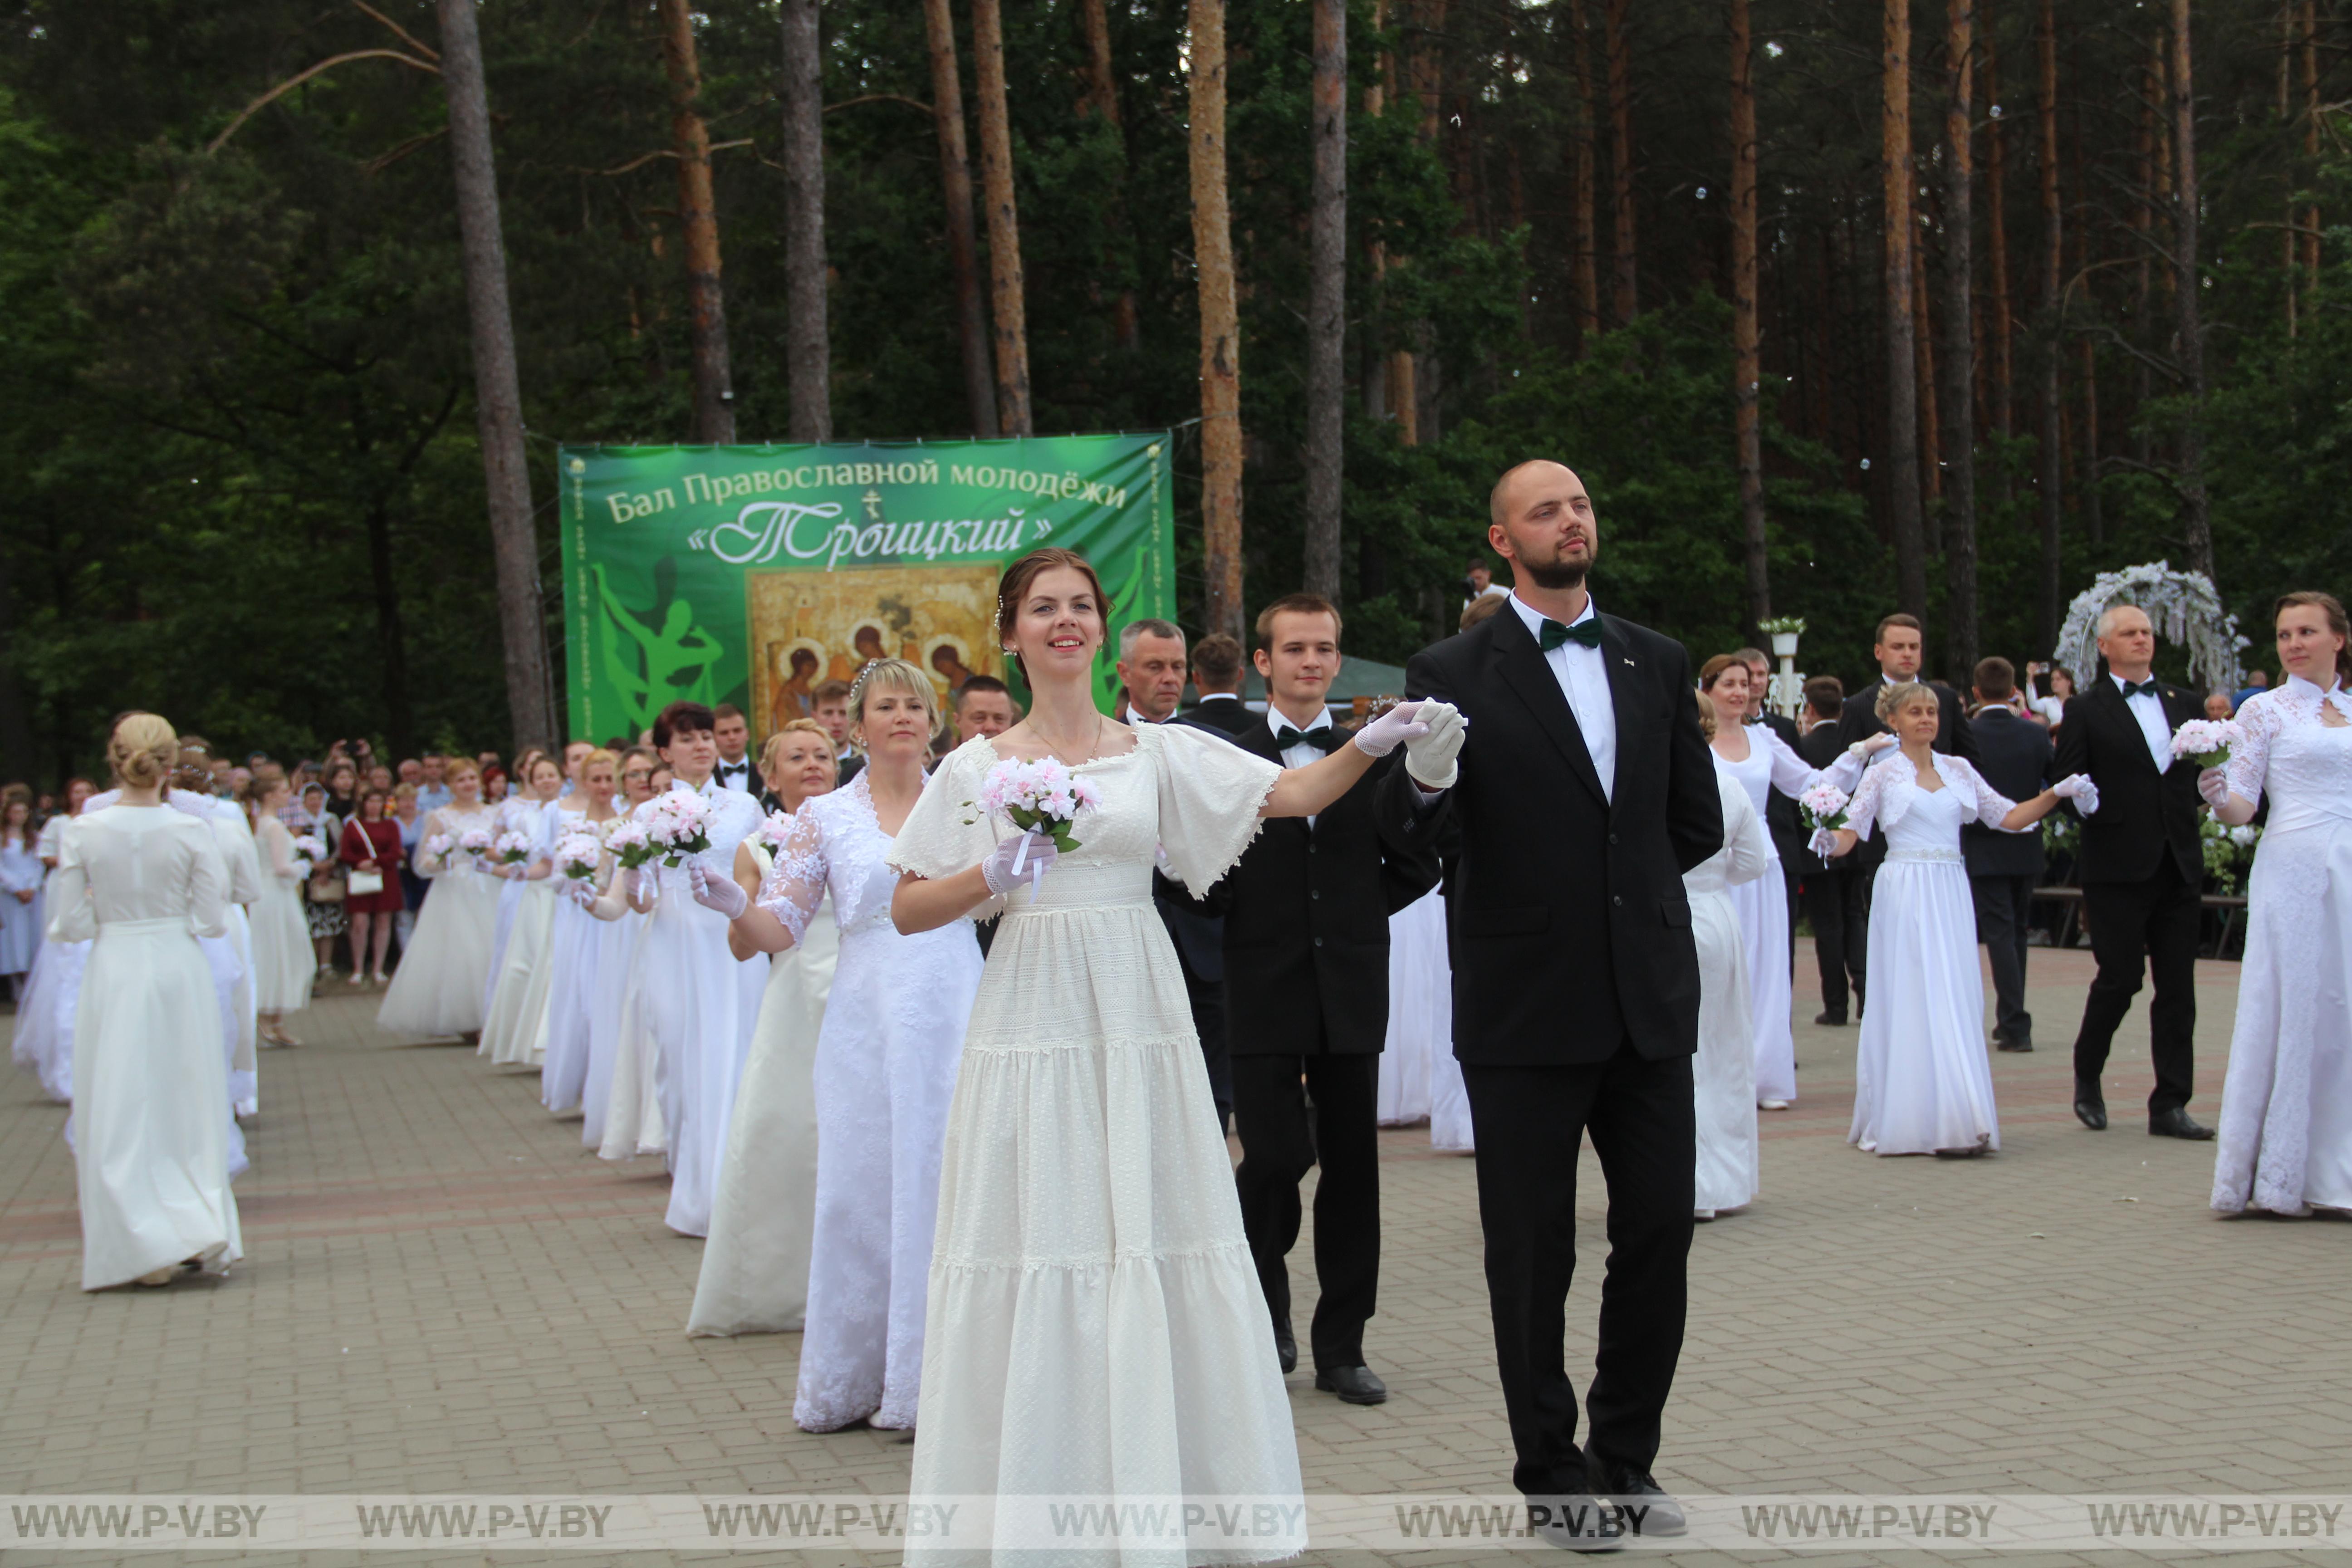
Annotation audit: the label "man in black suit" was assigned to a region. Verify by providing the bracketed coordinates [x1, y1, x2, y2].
[1196, 594, 1446, 1407]
[2054, 604, 2214, 1139]
[1182, 632, 1255, 734]
[1962, 658, 2054, 1054]
[1406, 460, 1721, 1546]
[1738, 647, 1808, 967]
[1795, 677, 1866, 1023]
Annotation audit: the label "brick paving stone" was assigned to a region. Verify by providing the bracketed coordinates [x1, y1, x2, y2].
[2, 943, 2347, 1566]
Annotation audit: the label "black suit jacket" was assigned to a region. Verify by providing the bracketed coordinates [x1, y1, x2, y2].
[1191, 725, 1444, 1056]
[1834, 678, 1978, 871]
[2051, 677, 2202, 885]
[1181, 696, 1256, 735]
[1961, 707, 2053, 878]
[1405, 605, 1721, 1065]
[1752, 712, 1808, 869]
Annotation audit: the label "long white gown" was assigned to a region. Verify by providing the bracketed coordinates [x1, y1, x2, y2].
[248, 816, 314, 1014]
[0, 831, 40, 978]
[894, 726, 1305, 1562]
[49, 804, 243, 1290]
[2210, 675, 2352, 1215]
[12, 813, 86, 1102]
[578, 867, 646, 1150]
[1377, 889, 1447, 1126]
[602, 779, 768, 1237]
[1689, 769, 1771, 1210]
[376, 804, 501, 1038]
[688, 843, 842, 1338]
[481, 802, 562, 1067]
[1843, 754, 2023, 1156]
[540, 813, 623, 1114]
[761, 772, 980, 1427]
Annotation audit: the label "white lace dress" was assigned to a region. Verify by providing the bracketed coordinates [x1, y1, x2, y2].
[1843, 753, 2025, 1156]
[755, 772, 981, 1428]
[1689, 767, 1772, 1209]
[376, 804, 501, 1038]
[2210, 676, 2352, 1215]
[894, 725, 1306, 1564]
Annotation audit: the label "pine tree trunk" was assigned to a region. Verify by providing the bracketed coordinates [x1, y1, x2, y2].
[2303, 0, 2321, 284]
[921, 0, 997, 437]
[2035, 0, 2063, 648]
[1882, 0, 1927, 621]
[779, 0, 831, 442]
[1568, 0, 1600, 348]
[659, 0, 733, 444]
[1730, 0, 1769, 631]
[1364, 1, 1390, 422]
[1605, 0, 1637, 324]
[436, 0, 554, 751]
[2282, 0, 2299, 338]
[1941, 0, 1980, 679]
[2168, 0, 2214, 584]
[1984, 9, 2013, 446]
[971, 0, 1034, 437]
[1913, 235, 1940, 518]
[1303, 0, 1346, 603]
[1190, 0, 1245, 640]
[1075, 0, 1141, 353]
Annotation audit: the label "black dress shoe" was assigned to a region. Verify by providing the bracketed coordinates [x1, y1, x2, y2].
[2074, 1084, 2108, 1130]
[1273, 1316, 1297, 1375]
[1313, 1364, 1388, 1404]
[1527, 1497, 1623, 1553]
[2149, 1107, 2215, 1140]
[1594, 1470, 1686, 1538]
[1813, 1009, 1847, 1027]
[1995, 1032, 2035, 1053]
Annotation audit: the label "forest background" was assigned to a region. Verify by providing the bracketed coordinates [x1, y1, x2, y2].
[2, 0, 2347, 776]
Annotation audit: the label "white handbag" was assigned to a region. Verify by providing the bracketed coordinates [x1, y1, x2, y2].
[347, 869, 386, 898]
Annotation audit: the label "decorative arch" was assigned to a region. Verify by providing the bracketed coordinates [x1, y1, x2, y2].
[2052, 562, 2246, 694]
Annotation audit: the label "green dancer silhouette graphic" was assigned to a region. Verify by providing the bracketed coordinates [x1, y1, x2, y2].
[592, 563, 724, 732]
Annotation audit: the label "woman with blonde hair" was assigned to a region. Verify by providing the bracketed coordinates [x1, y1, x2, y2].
[49, 713, 242, 1288]
[539, 748, 627, 1112]
[377, 757, 501, 1040]
[245, 766, 314, 1047]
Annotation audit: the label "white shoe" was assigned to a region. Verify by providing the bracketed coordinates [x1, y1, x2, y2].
[1693, 1209, 1716, 1222]
[1759, 1099, 1790, 1111]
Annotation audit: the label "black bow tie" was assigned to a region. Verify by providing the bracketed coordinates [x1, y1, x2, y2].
[2119, 679, 2156, 699]
[1276, 726, 1348, 753]
[1539, 617, 1603, 651]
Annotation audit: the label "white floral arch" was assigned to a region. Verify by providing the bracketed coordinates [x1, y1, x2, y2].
[2051, 561, 2246, 694]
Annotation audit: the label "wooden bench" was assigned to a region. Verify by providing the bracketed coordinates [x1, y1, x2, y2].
[2031, 885, 2248, 958]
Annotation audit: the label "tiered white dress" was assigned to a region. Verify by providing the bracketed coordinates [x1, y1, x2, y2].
[376, 804, 501, 1038]
[12, 811, 87, 1102]
[600, 780, 768, 1237]
[895, 726, 1305, 1562]
[760, 772, 980, 1427]
[49, 804, 243, 1290]
[1689, 768, 1772, 1210]
[1843, 753, 2024, 1156]
[248, 816, 314, 1014]
[2210, 676, 2352, 1215]
[1377, 889, 1448, 1127]
[482, 800, 561, 1067]
[688, 838, 841, 1338]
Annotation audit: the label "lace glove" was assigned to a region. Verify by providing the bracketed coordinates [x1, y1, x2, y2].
[2051, 774, 2100, 815]
[981, 828, 1058, 897]
[688, 860, 748, 919]
[1808, 827, 1842, 862]
[1404, 704, 1469, 790]
[2197, 767, 2230, 810]
[1352, 699, 1446, 758]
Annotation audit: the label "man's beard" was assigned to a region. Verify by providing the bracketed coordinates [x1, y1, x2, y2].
[1518, 550, 1593, 592]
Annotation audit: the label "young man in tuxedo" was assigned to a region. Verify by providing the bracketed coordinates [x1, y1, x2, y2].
[1406, 460, 1721, 1546]
[710, 705, 756, 794]
[1962, 658, 2054, 1054]
[1183, 632, 1254, 733]
[1796, 676, 1866, 1023]
[1200, 594, 1446, 1407]
[2055, 605, 2214, 1139]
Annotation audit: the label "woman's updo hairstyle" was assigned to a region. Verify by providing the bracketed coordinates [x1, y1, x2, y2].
[109, 712, 179, 791]
[1693, 690, 1720, 741]
[172, 733, 219, 795]
[846, 657, 944, 750]
[1875, 679, 1938, 723]
[993, 547, 1107, 681]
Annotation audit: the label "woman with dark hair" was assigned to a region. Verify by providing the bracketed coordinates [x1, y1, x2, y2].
[0, 788, 39, 1000]
[322, 758, 359, 823]
[339, 788, 403, 987]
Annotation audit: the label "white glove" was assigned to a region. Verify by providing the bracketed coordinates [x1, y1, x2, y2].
[2196, 767, 2230, 810]
[981, 827, 1058, 897]
[1404, 705, 1468, 790]
[688, 859, 747, 919]
[2051, 774, 2099, 815]
[563, 877, 598, 909]
[1352, 699, 1446, 758]
[1808, 827, 1842, 862]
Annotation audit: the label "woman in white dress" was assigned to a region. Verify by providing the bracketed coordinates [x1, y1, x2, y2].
[1699, 656, 1866, 1111]
[376, 759, 501, 1040]
[0, 791, 40, 998]
[597, 703, 767, 1237]
[13, 777, 94, 1102]
[692, 665, 980, 1427]
[688, 720, 843, 1338]
[245, 767, 314, 1048]
[481, 755, 566, 1067]
[2203, 592, 2352, 1215]
[884, 549, 1457, 1559]
[1377, 889, 1446, 1127]
[1687, 692, 1773, 1217]
[50, 714, 242, 1290]
[579, 748, 657, 1152]
[540, 750, 627, 1112]
[1823, 682, 2082, 1156]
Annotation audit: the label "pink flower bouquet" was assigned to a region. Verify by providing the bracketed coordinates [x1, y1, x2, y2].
[553, 830, 603, 881]
[2169, 718, 2243, 770]
[642, 790, 715, 867]
[974, 756, 1103, 872]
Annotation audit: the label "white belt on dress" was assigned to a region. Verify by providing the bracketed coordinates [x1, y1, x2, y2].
[1886, 847, 1965, 866]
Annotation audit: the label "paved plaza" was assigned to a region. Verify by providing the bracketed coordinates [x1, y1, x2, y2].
[1, 942, 2344, 1566]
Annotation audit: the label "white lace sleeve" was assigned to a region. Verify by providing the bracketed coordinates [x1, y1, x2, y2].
[756, 808, 829, 944]
[186, 823, 230, 941]
[1947, 755, 2026, 831]
[887, 741, 998, 880]
[1842, 753, 1911, 842]
[260, 817, 303, 881]
[1150, 722, 1283, 890]
[45, 822, 93, 942]
[1761, 725, 1861, 798]
[2224, 691, 2278, 809]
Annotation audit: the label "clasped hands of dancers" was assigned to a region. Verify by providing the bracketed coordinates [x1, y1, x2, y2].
[34, 455, 2352, 1559]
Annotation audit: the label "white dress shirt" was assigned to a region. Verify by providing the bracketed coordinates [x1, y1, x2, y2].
[712, 756, 756, 794]
[2110, 672, 2174, 773]
[1267, 706, 1331, 828]
[1509, 593, 1616, 802]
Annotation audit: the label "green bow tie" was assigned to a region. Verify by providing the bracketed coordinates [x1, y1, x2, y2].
[2119, 678, 2155, 699]
[1539, 617, 1603, 652]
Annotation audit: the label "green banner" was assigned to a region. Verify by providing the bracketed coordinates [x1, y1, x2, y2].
[557, 434, 1176, 743]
